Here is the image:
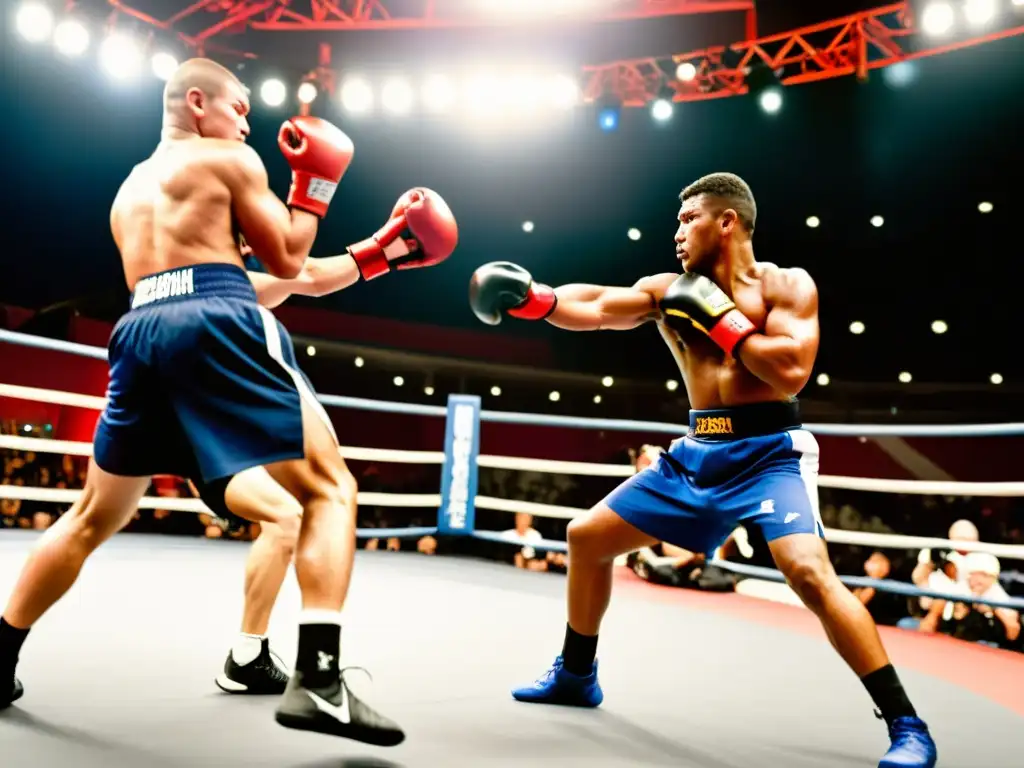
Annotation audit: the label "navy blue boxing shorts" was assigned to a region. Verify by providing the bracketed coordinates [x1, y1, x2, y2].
[604, 401, 823, 555]
[93, 263, 336, 484]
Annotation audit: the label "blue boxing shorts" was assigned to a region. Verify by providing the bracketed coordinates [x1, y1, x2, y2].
[93, 264, 335, 484]
[604, 401, 823, 555]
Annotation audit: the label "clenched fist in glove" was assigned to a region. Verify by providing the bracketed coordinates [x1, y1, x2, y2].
[348, 189, 458, 281]
[659, 272, 756, 356]
[278, 116, 354, 218]
[468, 262, 557, 326]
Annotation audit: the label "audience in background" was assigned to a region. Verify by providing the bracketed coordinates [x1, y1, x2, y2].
[1, 422, 1021, 653]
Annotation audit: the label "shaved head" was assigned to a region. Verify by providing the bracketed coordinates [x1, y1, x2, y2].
[162, 58, 251, 141]
[164, 58, 242, 112]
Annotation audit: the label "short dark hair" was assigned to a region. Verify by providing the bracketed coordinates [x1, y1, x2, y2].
[680, 172, 757, 234]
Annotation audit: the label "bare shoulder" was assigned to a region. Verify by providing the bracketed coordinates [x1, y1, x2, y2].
[760, 264, 817, 309]
[632, 272, 680, 299]
[208, 141, 267, 188]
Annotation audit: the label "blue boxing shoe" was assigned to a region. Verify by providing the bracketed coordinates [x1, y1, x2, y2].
[511, 655, 603, 707]
[879, 716, 937, 768]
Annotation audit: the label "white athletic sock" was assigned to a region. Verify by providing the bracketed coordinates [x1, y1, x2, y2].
[233, 633, 265, 666]
[299, 609, 343, 626]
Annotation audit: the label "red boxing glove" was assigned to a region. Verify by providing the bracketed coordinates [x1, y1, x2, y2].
[278, 116, 354, 218]
[349, 188, 458, 281]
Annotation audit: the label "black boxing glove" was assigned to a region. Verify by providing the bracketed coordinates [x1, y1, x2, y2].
[660, 273, 756, 356]
[468, 261, 557, 326]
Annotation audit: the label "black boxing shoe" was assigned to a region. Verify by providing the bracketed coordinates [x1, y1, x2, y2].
[1, 674, 23, 710]
[215, 638, 290, 695]
[274, 666, 405, 747]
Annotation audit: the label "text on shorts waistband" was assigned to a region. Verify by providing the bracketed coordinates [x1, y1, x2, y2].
[130, 264, 256, 309]
[688, 400, 801, 441]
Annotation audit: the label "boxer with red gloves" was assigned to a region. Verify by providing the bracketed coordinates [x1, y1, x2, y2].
[245, 188, 458, 308]
[0, 58, 405, 749]
[468, 172, 937, 768]
[348, 188, 459, 281]
[278, 115, 354, 218]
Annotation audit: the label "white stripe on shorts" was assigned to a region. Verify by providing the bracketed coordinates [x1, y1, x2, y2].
[788, 429, 824, 537]
[257, 306, 338, 443]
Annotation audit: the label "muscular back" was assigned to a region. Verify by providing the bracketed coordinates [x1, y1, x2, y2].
[111, 140, 245, 290]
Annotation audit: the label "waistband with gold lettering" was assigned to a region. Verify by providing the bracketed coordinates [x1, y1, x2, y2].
[687, 401, 801, 441]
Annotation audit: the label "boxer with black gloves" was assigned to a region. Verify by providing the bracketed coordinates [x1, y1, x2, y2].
[469, 172, 936, 768]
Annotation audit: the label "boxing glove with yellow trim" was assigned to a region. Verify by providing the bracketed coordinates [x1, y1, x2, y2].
[659, 273, 756, 356]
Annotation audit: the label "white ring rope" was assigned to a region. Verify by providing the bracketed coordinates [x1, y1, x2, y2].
[0, 484, 440, 513]
[3, 367, 1022, 558]
[3, 479, 1021, 559]
[3, 431, 1022, 497]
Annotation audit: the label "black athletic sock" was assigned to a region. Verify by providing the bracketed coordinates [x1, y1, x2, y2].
[861, 664, 917, 726]
[561, 624, 598, 676]
[296, 623, 341, 689]
[0, 617, 30, 667]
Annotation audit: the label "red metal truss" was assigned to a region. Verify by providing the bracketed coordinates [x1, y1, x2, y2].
[582, 2, 1024, 107]
[106, 0, 753, 43]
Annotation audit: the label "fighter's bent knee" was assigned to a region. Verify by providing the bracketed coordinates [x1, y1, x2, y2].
[260, 518, 299, 554]
[785, 558, 837, 606]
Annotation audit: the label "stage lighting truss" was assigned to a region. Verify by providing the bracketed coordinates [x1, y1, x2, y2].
[105, 1, 753, 39]
[581, 2, 1024, 107]
[34, 2, 1024, 114]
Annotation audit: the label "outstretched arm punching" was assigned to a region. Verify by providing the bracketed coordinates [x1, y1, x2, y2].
[468, 261, 675, 331]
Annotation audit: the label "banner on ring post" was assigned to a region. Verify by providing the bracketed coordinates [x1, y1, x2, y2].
[438, 394, 480, 536]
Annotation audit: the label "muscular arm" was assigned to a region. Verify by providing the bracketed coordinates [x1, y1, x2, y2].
[249, 252, 360, 309]
[546, 273, 675, 331]
[226, 145, 318, 279]
[736, 268, 819, 397]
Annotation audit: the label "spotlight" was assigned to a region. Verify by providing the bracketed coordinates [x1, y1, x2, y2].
[666, 380, 679, 391]
[598, 106, 619, 132]
[393, 375, 405, 387]
[16, 2, 53, 43]
[990, 373, 1004, 385]
[758, 88, 783, 114]
[898, 371, 912, 383]
[921, 2, 955, 35]
[424, 385, 435, 395]
[931, 320, 948, 334]
[676, 61, 697, 81]
[651, 98, 673, 122]
[871, 215, 884, 227]
[23, 424, 33, 433]
[549, 391, 561, 402]
[340, 77, 374, 113]
[306, 345, 316, 357]
[260, 79, 287, 107]
[98, 34, 143, 81]
[354, 356, 365, 367]
[882, 61, 917, 88]
[627, 228, 642, 241]
[151, 52, 179, 82]
[849, 321, 865, 335]
[806, 216, 820, 228]
[297, 81, 318, 105]
[816, 373, 830, 386]
[522, 221, 535, 233]
[54, 19, 89, 57]
[423, 75, 457, 113]
[548, 74, 580, 109]
[964, 0, 997, 26]
[593, 395, 602, 404]
[601, 376, 614, 387]
[490, 386, 502, 396]
[978, 201, 993, 213]
[382, 77, 414, 114]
